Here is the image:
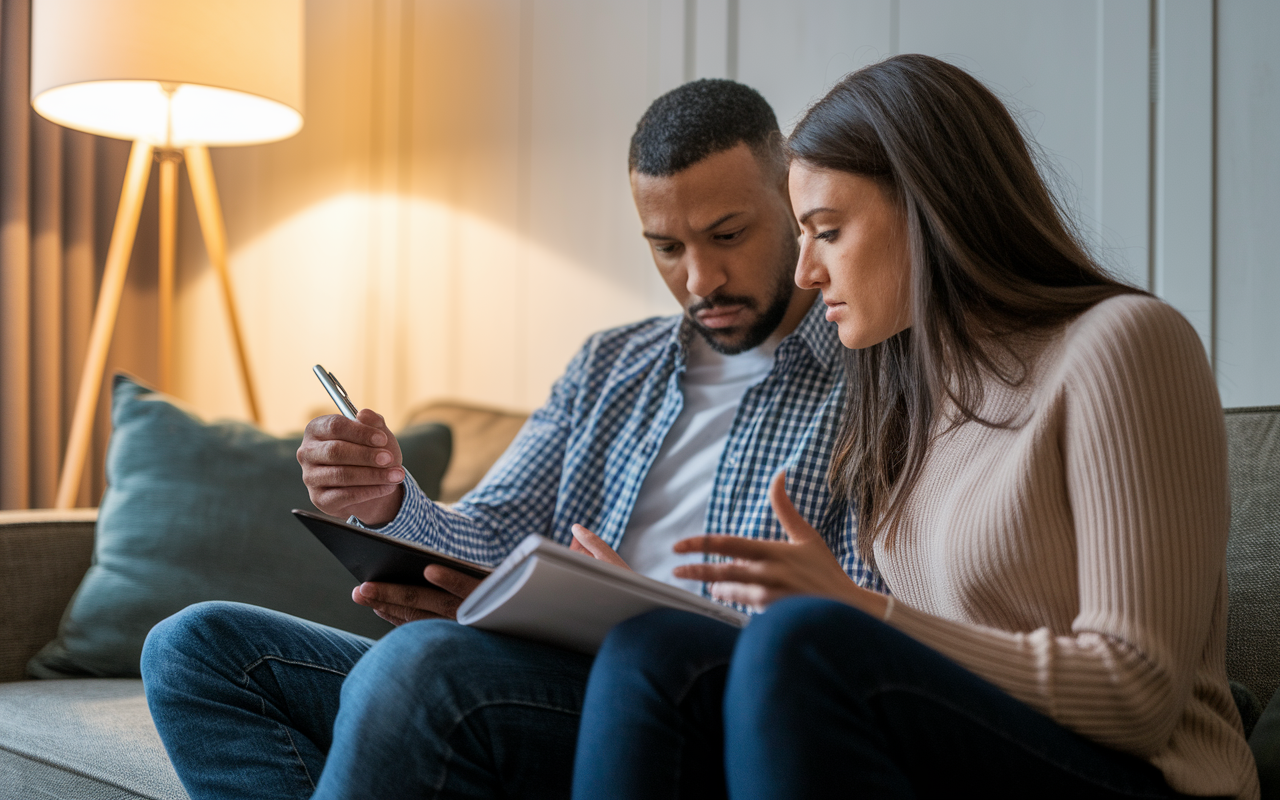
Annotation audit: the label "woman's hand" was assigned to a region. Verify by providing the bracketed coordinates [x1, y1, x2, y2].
[673, 472, 888, 616]
[570, 524, 632, 570]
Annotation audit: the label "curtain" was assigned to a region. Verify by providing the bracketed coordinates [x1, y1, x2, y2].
[1, 0, 159, 510]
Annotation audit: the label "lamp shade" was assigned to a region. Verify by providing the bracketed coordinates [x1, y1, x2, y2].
[31, 0, 304, 147]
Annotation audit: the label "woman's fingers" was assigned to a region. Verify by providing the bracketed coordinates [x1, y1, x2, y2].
[706, 581, 778, 610]
[674, 534, 781, 559]
[672, 560, 780, 585]
[768, 471, 821, 544]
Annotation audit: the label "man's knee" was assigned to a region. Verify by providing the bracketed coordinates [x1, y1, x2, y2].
[338, 620, 587, 745]
[347, 619, 479, 677]
[142, 601, 298, 687]
[340, 620, 492, 713]
[145, 602, 248, 668]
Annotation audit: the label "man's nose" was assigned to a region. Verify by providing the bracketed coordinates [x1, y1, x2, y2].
[684, 250, 727, 297]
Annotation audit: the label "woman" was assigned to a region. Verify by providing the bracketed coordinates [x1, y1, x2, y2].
[570, 55, 1258, 799]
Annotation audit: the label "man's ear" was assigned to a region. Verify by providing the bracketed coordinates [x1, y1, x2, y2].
[776, 167, 800, 235]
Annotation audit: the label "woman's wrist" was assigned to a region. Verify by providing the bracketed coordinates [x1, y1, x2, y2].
[841, 583, 889, 620]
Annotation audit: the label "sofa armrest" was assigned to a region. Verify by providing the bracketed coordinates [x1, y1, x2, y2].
[0, 509, 97, 682]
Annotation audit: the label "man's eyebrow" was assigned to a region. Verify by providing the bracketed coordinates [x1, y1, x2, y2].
[797, 207, 836, 225]
[699, 211, 744, 233]
[642, 211, 745, 240]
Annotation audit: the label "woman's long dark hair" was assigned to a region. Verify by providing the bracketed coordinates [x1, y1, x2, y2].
[788, 54, 1143, 563]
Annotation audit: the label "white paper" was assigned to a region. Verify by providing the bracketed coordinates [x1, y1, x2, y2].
[456, 535, 749, 654]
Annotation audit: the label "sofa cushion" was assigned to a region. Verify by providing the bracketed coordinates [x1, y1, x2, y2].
[1224, 405, 1280, 709]
[28, 375, 452, 679]
[0, 679, 187, 800]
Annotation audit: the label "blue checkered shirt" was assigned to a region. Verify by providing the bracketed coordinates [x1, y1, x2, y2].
[369, 297, 882, 595]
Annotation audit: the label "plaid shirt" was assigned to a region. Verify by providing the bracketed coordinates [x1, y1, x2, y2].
[372, 297, 881, 594]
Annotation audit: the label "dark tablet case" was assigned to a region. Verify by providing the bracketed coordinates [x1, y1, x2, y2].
[293, 509, 493, 587]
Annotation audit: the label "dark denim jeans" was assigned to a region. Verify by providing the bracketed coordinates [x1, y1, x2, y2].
[573, 597, 1204, 800]
[141, 601, 591, 800]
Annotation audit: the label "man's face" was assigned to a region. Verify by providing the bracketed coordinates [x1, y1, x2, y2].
[631, 143, 800, 355]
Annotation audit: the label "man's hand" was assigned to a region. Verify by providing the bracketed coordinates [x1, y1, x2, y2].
[352, 564, 483, 625]
[672, 472, 888, 616]
[569, 524, 631, 570]
[298, 409, 405, 525]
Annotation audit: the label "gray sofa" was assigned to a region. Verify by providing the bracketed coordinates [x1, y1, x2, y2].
[0, 404, 1276, 799]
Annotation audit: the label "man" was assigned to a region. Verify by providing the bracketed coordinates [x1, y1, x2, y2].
[142, 79, 875, 800]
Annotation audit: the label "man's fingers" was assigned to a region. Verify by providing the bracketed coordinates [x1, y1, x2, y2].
[768, 471, 821, 544]
[356, 407, 388, 434]
[355, 581, 465, 617]
[301, 438, 400, 471]
[570, 524, 631, 569]
[673, 534, 784, 560]
[306, 414, 389, 448]
[312, 482, 401, 511]
[368, 602, 448, 626]
[423, 565, 483, 599]
[306, 464, 404, 487]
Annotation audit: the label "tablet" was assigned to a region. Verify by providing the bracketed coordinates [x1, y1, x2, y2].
[293, 509, 494, 587]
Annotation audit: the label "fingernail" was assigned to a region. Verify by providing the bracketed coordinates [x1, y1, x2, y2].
[371, 433, 387, 447]
[375, 451, 391, 466]
[359, 584, 374, 597]
[388, 469, 404, 482]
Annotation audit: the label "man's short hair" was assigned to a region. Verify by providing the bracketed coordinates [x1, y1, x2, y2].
[628, 79, 784, 178]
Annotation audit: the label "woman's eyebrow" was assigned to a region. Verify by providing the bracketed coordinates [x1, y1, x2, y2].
[798, 207, 836, 225]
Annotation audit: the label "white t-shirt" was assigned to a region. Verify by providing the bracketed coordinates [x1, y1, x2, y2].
[617, 334, 777, 593]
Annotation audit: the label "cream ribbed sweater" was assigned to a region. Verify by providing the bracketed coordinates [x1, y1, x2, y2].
[878, 295, 1259, 799]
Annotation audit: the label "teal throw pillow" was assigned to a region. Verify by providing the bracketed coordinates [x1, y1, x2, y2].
[28, 375, 451, 678]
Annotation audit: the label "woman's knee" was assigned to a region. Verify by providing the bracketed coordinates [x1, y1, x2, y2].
[589, 609, 740, 705]
[727, 597, 885, 707]
[600, 609, 733, 664]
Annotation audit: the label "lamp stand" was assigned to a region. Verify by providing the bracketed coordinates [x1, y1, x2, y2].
[54, 140, 262, 509]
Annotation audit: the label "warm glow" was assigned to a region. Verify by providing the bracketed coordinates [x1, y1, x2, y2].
[33, 80, 303, 147]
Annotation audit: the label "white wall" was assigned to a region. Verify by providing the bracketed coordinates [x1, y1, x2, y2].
[170, 0, 1277, 434]
[1216, 0, 1280, 409]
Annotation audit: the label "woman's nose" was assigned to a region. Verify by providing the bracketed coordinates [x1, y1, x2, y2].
[793, 238, 826, 290]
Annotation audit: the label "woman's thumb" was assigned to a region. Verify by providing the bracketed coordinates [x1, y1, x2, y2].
[768, 471, 818, 543]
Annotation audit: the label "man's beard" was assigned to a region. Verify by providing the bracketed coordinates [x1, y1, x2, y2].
[686, 237, 799, 356]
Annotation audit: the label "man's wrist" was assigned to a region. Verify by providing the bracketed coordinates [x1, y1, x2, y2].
[350, 483, 404, 527]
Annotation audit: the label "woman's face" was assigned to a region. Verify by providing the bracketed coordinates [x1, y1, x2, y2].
[789, 163, 912, 350]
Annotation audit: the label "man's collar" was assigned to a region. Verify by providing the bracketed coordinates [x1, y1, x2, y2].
[788, 293, 842, 367]
[670, 294, 841, 368]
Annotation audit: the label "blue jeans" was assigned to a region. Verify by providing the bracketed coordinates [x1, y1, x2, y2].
[142, 601, 591, 799]
[573, 598, 1205, 800]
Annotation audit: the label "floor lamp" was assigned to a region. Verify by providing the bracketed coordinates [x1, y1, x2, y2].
[30, 0, 305, 509]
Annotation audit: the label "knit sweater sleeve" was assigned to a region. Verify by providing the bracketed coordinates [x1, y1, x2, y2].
[882, 296, 1230, 757]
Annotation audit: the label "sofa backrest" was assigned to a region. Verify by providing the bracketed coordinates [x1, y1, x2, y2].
[405, 401, 529, 503]
[1225, 405, 1280, 707]
[0, 510, 97, 682]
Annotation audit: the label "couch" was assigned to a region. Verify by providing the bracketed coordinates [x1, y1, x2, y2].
[0, 404, 1276, 799]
